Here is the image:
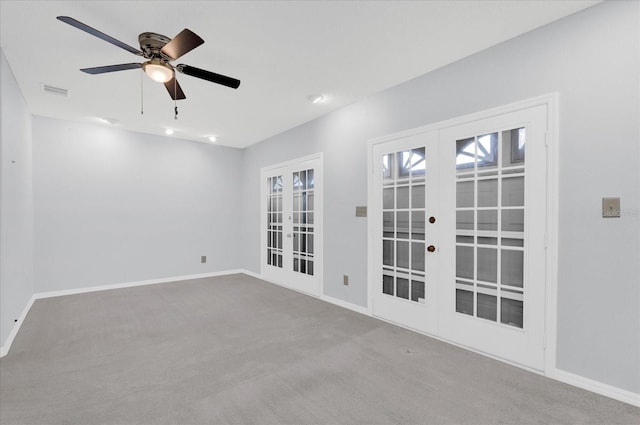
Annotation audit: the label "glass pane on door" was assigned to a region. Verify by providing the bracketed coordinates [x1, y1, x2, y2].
[292, 169, 315, 276]
[454, 128, 526, 328]
[266, 176, 283, 268]
[380, 147, 426, 304]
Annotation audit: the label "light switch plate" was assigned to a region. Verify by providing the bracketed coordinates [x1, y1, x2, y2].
[602, 197, 620, 218]
[355, 206, 367, 217]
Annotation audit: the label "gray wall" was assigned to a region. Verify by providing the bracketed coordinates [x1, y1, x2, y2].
[0, 49, 35, 348]
[33, 117, 244, 292]
[2, 0, 637, 397]
[241, 1, 639, 394]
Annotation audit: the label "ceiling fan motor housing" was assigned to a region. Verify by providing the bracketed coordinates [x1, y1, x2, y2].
[138, 32, 172, 60]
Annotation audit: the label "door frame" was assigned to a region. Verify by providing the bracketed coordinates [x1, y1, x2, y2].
[260, 152, 324, 298]
[367, 94, 559, 375]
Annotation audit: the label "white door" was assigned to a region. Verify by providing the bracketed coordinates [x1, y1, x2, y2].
[261, 155, 323, 297]
[438, 105, 547, 370]
[371, 131, 439, 335]
[371, 104, 548, 371]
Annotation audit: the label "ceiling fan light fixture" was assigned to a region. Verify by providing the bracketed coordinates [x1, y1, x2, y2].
[143, 58, 174, 83]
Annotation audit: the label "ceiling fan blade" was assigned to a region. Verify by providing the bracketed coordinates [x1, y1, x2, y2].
[176, 64, 240, 89]
[57, 16, 143, 56]
[161, 29, 204, 60]
[164, 77, 186, 100]
[80, 63, 143, 74]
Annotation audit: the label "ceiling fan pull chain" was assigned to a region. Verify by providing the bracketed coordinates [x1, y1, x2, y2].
[174, 77, 178, 120]
[140, 68, 144, 115]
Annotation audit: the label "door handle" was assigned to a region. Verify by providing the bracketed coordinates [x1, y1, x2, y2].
[427, 245, 436, 253]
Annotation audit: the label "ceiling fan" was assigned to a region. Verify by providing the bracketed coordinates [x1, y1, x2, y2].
[56, 16, 240, 102]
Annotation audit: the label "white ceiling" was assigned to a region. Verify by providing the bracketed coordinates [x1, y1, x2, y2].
[1, 0, 599, 148]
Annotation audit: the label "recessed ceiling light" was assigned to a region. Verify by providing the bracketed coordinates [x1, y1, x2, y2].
[165, 129, 174, 135]
[208, 136, 217, 142]
[307, 94, 325, 104]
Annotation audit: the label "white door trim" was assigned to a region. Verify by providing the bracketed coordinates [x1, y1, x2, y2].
[261, 152, 324, 172]
[367, 93, 559, 375]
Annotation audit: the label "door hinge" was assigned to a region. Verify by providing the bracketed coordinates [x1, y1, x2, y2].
[544, 233, 548, 249]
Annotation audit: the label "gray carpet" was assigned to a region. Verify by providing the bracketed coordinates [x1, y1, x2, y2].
[1, 274, 638, 425]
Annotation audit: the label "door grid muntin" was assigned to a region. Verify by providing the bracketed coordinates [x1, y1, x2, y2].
[381, 147, 426, 304]
[266, 175, 283, 268]
[455, 128, 526, 329]
[292, 169, 315, 276]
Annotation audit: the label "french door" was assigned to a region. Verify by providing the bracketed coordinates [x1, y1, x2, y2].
[371, 130, 440, 336]
[261, 154, 323, 297]
[371, 104, 548, 371]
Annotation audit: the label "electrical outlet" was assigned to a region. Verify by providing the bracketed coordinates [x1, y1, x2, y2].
[602, 197, 621, 218]
[343, 275, 349, 285]
[201, 256, 207, 263]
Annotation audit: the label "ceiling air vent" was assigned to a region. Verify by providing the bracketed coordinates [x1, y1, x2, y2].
[41, 83, 68, 97]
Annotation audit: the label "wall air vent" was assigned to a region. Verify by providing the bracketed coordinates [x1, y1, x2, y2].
[41, 83, 68, 97]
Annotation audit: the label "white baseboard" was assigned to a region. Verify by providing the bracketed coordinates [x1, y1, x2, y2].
[246, 271, 369, 315]
[0, 294, 36, 357]
[245, 270, 326, 300]
[3, 269, 639, 408]
[239, 269, 262, 280]
[321, 294, 369, 316]
[1, 269, 245, 357]
[34, 269, 247, 300]
[253, 271, 640, 408]
[551, 368, 640, 407]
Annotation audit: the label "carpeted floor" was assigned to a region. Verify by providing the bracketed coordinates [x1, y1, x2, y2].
[1, 274, 638, 424]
